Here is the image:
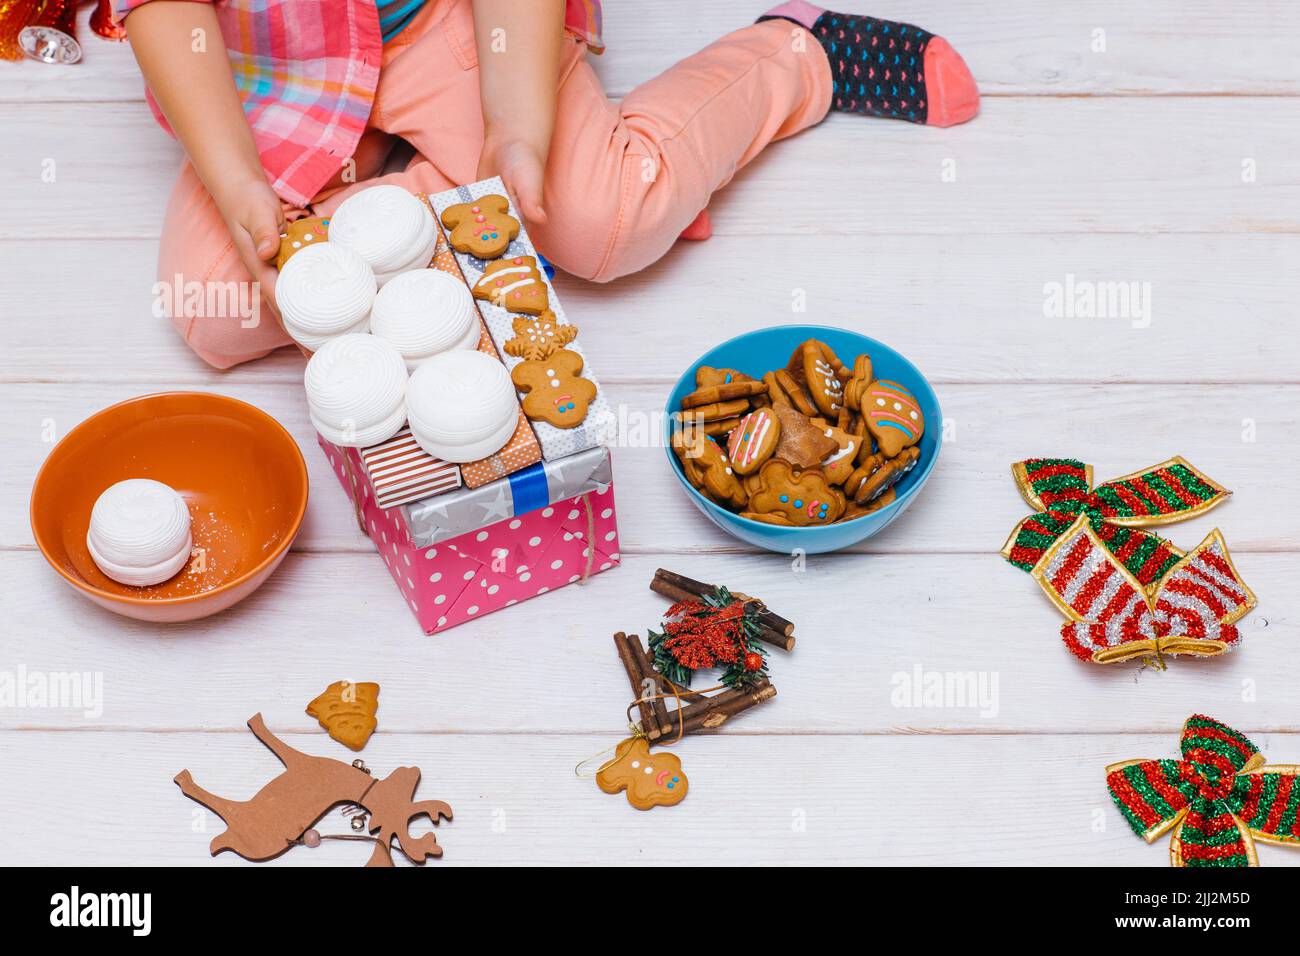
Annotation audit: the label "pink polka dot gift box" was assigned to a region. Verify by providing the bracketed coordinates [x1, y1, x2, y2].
[318, 440, 620, 633]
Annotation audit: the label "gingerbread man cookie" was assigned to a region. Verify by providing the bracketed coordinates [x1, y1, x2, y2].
[744, 459, 846, 526]
[672, 429, 747, 509]
[596, 737, 687, 810]
[726, 408, 780, 476]
[863, 380, 925, 458]
[511, 349, 597, 428]
[276, 216, 329, 270]
[440, 194, 520, 259]
[472, 255, 548, 314]
[503, 311, 577, 361]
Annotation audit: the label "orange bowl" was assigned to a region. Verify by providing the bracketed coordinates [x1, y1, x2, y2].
[30, 392, 309, 623]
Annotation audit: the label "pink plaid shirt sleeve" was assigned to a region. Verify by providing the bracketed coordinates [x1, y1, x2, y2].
[115, 0, 382, 207]
[116, 0, 602, 206]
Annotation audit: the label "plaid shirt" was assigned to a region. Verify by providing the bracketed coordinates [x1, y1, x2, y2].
[116, 0, 604, 207]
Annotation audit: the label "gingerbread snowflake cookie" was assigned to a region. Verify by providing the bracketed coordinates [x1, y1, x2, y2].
[440, 194, 520, 259]
[503, 311, 578, 361]
[511, 348, 597, 428]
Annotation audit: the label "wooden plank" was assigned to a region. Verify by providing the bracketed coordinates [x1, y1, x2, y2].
[3, 98, 1298, 239]
[6, 3, 1300, 105]
[3, 549, 1294, 735]
[6, 381, 1298, 553]
[4, 233, 1298, 386]
[594, 0, 1300, 98]
[1, 729, 1297, 865]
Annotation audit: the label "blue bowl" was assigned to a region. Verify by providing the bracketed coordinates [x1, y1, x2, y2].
[663, 325, 941, 554]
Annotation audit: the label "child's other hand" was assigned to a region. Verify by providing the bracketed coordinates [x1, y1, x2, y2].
[478, 134, 548, 225]
[216, 178, 286, 321]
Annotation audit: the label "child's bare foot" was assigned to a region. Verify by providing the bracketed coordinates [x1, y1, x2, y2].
[760, 1, 978, 127]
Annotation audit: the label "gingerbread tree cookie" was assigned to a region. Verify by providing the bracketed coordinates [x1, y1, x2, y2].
[306, 680, 380, 751]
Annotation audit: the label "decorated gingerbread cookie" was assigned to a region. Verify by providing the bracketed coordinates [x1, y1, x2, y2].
[440, 194, 520, 259]
[672, 429, 747, 509]
[472, 255, 548, 314]
[847, 446, 920, 505]
[812, 417, 858, 486]
[596, 737, 687, 810]
[502, 311, 577, 361]
[511, 348, 597, 428]
[276, 216, 330, 270]
[802, 341, 849, 416]
[863, 380, 924, 458]
[726, 408, 780, 476]
[744, 459, 846, 527]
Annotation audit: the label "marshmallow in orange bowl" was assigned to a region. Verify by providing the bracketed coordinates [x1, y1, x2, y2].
[304, 333, 409, 448]
[274, 241, 376, 350]
[370, 269, 481, 370]
[86, 478, 193, 587]
[327, 185, 437, 286]
[406, 350, 519, 463]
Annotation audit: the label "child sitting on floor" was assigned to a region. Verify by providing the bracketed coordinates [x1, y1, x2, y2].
[118, 0, 977, 368]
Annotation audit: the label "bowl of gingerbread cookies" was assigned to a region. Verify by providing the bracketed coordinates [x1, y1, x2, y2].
[664, 325, 940, 554]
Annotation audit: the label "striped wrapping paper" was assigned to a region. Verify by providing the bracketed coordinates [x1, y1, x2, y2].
[359, 428, 462, 510]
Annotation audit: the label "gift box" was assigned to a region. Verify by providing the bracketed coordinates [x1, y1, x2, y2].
[319, 439, 621, 633]
[428, 178, 617, 460]
[403, 445, 612, 547]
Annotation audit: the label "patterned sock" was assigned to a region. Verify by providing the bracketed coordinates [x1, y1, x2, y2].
[759, 2, 978, 127]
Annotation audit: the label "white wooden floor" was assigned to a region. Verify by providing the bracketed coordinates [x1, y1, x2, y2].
[2, 1, 1299, 866]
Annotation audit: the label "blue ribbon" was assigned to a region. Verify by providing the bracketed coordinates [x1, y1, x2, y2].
[508, 462, 551, 516]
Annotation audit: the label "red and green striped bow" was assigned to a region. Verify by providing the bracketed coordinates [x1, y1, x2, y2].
[1108, 715, 1300, 867]
[1002, 457, 1230, 589]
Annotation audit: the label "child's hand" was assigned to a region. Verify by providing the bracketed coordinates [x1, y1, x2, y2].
[214, 178, 286, 320]
[478, 133, 548, 225]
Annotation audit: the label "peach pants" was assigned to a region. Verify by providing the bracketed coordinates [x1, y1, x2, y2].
[159, 0, 831, 368]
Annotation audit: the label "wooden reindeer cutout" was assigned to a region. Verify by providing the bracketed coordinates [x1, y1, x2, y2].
[175, 714, 452, 867]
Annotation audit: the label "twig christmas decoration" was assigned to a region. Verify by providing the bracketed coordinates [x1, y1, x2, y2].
[175, 714, 452, 867]
[1107, 715, 1299, 867]
[613, 632, 776, 741]
[1002, 457, 1230, 588]
[649, 568, 795, 651]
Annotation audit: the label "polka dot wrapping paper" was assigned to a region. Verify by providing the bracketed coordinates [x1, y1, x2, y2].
[319, 438, 620, 634]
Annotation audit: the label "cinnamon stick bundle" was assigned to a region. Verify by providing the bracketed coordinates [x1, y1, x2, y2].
[649, 568, 796, 652]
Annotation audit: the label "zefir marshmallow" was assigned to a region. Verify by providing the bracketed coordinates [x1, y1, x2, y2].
[406, 350, 518, 463]
[86, 479, 193, 587]
[370, 269, 481, 370]
[305, 333, 409, 448]
[275, 241, 377, 350]
[328, 185, 438, 286]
